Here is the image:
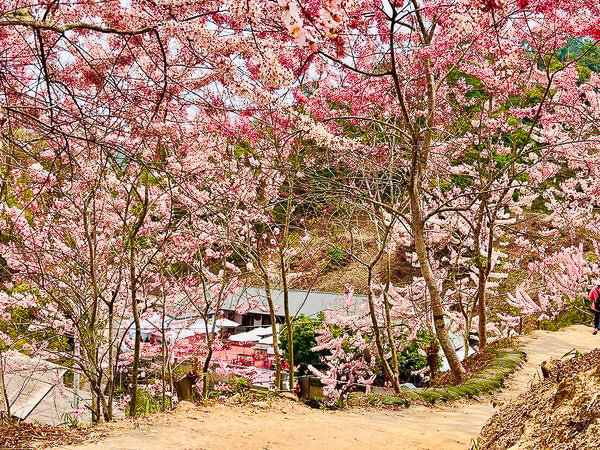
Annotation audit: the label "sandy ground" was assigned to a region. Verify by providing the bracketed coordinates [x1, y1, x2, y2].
[55, 325, 599, 450]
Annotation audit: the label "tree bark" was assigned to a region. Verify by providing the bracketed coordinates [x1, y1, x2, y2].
[280, 250, 294, 390]
[0, 353, 9, 417]
[391, 5, 465, 379]
[383, 291, 400, 390]
[426, 335, 439, 383]
[264, 278, 283, 390]
[161, 298, 167, 411]
[202, 342, 213, 398]
[103, 302, 114, 421]
[383, 254, 399, 391]
[409, 176, 465, 380]
[477, 271, 487, 352]
[366, 269, 401, 394]
[127, 184, 148, 417]
[129, 245, 141, 417]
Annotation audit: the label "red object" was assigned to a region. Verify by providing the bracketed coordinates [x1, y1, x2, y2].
[590, 286, 600, 311]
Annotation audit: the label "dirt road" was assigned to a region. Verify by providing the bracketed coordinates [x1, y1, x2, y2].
[56, 325, 599, 450]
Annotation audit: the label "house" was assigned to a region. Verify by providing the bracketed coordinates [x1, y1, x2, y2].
[219, 286, 366, 330]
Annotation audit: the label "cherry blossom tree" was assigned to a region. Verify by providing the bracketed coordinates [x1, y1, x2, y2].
[0, 146, 133, 421]
[248, 0, 600, 379]
[1, 0, 598, 396]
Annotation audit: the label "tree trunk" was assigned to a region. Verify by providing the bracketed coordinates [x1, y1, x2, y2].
[409, 178, 465, 380]
[366, 269, 401, 394]
[282, 290, 294, 391]
[389, 10, 465, 379]
[477, 271, 487, 352]
[127, 182, 149, 417]
[0, 353, 9, 417]
[202, 337, 213, 398]
[161, 337, 166, 411]
[161, 300, 167, 411]
[129, 246, 141, 417]
[167, 362, 174, 409]
[426, 336, 439, 383]
[472, 193, 490, 354]
[103, 303, 114, 421]
[264, 279, 283, 390]
[383, 254, 399, 391]
[280, 251, 294, 390]
[89, 374, 105, 423]
[463, 320, 470, 361]
[383, 291, 400, 389]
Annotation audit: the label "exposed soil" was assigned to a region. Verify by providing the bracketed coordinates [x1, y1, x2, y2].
[50, 325, 600, 450]
[479, 348, 600, 449]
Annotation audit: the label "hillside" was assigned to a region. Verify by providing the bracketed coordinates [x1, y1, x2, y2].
[479, 347, 600, 449]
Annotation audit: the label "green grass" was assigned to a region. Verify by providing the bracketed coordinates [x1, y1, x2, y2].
[125, 388, 163, 416]
[359, 349, 525, 407]
[539, 298, 590, 332]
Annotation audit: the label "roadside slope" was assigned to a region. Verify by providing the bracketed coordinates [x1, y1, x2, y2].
[56, 325, 599, 450]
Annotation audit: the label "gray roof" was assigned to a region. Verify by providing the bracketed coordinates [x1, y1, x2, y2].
[221, 286, 366, 318]
[1, 352, 92, 424]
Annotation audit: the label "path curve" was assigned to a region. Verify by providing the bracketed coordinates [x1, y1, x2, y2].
[57, 325, 599, 450]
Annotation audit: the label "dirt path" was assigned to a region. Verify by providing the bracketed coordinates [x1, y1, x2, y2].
[56, 325, 599, 450]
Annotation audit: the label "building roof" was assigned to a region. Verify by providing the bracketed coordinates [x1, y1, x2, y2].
[1, 351, 92, 424]
[221, 286, 366, 318]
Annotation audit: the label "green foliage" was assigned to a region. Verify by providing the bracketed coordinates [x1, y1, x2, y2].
[440, 40, 600, 204]
[557, 38, 600, 80]
[172, 362, 194, 379]
[438, 180, 452, 192]
[397, 342, 426, 377]
[447, 68, 488, 102]
[400, 349, 523, 405]
[450, 174, 472, 188]
[530, 195, 549, 213]
[327, 245, 347, 267]
[561, 348, 582, 360]
[125, 388, 162, 417]
[279, 315, 326, 372]
[206, 373, 252, 398]
[396, 329, 439, 381]
[585, 252, 598, 263]
[539, 296, 590, 332]
[59, 412, 80, 428]
[358, 349, 524, 407]
[359, 392, 411, 408]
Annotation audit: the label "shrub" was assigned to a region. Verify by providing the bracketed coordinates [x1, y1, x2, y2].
[125, 388, 162, 417]
[327, 245, 347, 267]
[279, 314, 326, 375]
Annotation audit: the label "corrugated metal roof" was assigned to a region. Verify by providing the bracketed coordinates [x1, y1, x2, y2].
[2, 352, 66, 421]
[1, 352, 92, 424]
[221, 286, 366, 318]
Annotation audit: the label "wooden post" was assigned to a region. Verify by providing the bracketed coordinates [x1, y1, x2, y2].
[298, 376, 310, 401]
[174, 373, 196, 402]
[518, 316, 523, 335]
